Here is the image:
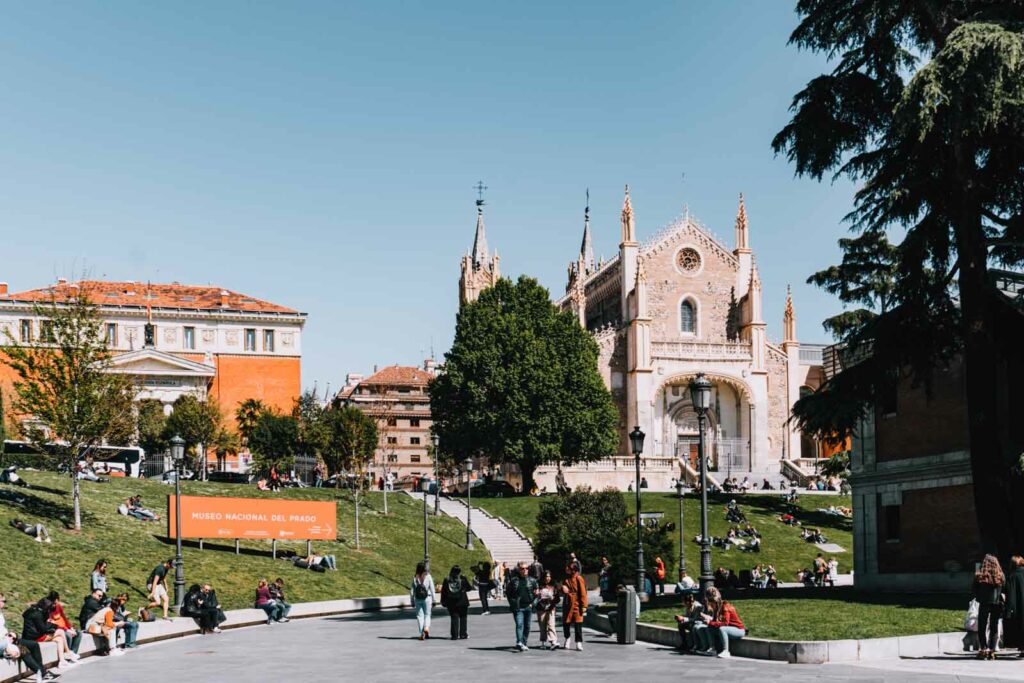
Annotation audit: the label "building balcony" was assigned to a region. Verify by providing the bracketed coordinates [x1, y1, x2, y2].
[650, 340, 752, 361]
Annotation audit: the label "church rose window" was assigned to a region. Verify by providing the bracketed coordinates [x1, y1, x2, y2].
[677, 247, 702, 273]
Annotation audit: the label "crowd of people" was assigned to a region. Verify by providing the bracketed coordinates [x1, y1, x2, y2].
[968, 553, 1024, 660]
[413, 555, 589, 652]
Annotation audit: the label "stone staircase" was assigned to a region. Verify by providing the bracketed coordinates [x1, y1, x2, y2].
[406, 491, 535, 567]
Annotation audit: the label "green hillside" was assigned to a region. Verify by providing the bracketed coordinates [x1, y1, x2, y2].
[0, 471, 487, 633]
[475, 490, 854, 580]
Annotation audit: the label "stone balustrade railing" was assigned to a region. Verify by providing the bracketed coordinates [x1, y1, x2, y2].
[650, 340, 752, 361]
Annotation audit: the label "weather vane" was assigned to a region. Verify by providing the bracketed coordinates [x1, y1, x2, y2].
[474, 180, 487, 207]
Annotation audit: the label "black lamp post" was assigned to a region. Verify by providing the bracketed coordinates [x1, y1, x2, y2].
[675, 480, 686, 574]
[463, 457, 474, 550]
[629, 426, 646, 598]
[689, 373, 713, 596]
[170, 434, 186, 612]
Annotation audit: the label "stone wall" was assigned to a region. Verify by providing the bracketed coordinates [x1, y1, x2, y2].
[765, 345, 789, 457]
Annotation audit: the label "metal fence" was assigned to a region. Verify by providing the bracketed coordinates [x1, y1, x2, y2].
[675, 437, 750, 473]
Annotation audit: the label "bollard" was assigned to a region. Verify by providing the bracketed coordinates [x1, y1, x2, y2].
[272, 539, 277, 559]
[306, 539, 312, 557]
[235, 539, 240, 555]
[616, 586, 638, 644]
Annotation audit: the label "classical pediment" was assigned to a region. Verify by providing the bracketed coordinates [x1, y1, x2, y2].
[107, 348, 216, 377]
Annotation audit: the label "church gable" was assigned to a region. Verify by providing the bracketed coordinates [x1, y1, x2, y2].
[640, 219, 740, 344]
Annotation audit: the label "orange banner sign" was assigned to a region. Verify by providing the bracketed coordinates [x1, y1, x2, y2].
[168, 496, 336, 540]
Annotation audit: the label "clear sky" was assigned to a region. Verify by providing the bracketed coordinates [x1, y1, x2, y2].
[0, 1, 857, 392]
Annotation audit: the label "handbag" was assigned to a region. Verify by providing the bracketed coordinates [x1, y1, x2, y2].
[964, 599, 979, 633]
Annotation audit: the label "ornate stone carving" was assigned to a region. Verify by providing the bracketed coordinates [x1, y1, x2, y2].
[201, 329, 215, 344]
[225, 330, 239, 346]
[281, 333, 294, 347]
[676, 247, 702, 274]
[163, 328, 177, 344]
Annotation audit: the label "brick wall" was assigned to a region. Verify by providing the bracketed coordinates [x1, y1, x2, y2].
[877, 483, 981, 574]
[876, 360, 969, 462]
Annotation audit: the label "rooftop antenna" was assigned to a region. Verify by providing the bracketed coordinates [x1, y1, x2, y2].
[474, 180, 487, 208]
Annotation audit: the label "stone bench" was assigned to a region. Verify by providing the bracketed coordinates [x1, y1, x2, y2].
[582, 609, 965, 663]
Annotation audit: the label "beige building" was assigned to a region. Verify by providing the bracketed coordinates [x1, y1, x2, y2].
[460, 189, 826, 491]
[337, 362, 437, 483]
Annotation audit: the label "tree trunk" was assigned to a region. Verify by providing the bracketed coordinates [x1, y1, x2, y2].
[520, 462, 536, 496]
[956, 204, 1014, 557]
[354, 489, 361, 550]
[72, 472, 81, 531]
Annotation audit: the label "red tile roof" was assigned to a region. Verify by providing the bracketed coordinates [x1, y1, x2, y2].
[1, 281, 299, 314]
[361, 365, 433, 386]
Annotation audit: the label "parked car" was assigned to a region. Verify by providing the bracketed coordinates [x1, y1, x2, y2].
[207, 471, 251, 484]
[453, 480, 517, 498]
[323, 473, 356, 489]
[160, 469, 195, 484]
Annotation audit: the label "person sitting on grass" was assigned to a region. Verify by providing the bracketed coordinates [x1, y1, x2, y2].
[2, 592, 57, 682]
[673, 592, 705, 652]
[778, 512, 797, 526]
[23, 597, 78, 670]
[0, 466, 30, 488]
[146, 559, 173, 620]
[10, 519, 52, 543]
[674, 569, 698, 594]
[304, 553, 337, 571]
[127, 496, 159, 521]
[255, 579, 288, 624]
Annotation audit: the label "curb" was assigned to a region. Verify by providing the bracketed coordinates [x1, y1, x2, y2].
[582, 610, 963, 663]
[2, 593, 473, 682]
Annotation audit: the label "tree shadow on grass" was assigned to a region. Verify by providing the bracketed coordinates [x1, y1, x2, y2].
[110, 576, 149, 600]
[20, 484, 69, 497]
[0, 488, 83, 529]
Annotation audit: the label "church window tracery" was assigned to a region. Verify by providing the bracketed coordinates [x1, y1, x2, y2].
[680, 299, 696, 334]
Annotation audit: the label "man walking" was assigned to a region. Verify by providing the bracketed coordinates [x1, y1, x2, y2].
[507, 562, 538, 652]
[146, 559, 173, 619]
[529, 556, 544, 582]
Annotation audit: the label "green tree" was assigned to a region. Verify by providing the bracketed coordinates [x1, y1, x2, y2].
[774, 1, 1024, 554]
[534, 487, 673, 586]
[0, 289, 136, 530]
[293, 389, 329, 462]
[136, 399, 169, 460]
[164, 395, 226, 479]
[322, 406, 377, 548]
[248, 412, 299, 472]
[235, 398, 268, 447]
[0, 387, 6, 466]
[430, 276, 619, 492]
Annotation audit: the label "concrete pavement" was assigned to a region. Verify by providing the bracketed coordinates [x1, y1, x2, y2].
[55, 606, 1015, 682]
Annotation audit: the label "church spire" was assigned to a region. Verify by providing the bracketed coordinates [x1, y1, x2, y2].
[783, 285, 797, 343]
[621, 184, 636, 244]
[580, 189, 595, 274]
[471, 196, 489, 269]
[735, 192, 750, 253]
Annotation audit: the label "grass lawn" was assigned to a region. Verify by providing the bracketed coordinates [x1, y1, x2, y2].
[475, 491, 854, 580]
[0, 471, 488, 633]
[636, 588, 965, 640]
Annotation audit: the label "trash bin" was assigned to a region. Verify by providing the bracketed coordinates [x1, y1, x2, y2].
[616, 586, 638, 644]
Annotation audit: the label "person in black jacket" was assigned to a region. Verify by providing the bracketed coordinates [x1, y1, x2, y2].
[1003, 555, 1024, 657]
[78, 588, 106, 653]
[439, 565, 471, 640]
[22, 598, 75, 670]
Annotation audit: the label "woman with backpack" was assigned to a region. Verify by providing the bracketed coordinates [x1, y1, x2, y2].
[474, 562, 494, 615]
[411, 562, 435, 640]
[973, 553, 1005, 660]
[439, 565, 471, 640]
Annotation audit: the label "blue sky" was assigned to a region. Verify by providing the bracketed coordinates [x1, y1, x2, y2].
[0, 1, 857, 391]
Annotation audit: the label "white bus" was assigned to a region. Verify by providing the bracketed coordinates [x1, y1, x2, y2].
[2, 440, 146, 478]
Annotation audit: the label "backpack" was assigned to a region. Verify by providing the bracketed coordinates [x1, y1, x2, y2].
[414, 579, 429, 601]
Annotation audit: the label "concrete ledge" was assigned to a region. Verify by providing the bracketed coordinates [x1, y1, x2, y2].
[1, 593, 456, 683]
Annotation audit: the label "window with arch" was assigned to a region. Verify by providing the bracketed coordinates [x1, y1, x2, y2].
[680, 299, 696, 334]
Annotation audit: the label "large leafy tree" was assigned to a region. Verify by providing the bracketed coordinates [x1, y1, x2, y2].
[164, 395, 231, 479]
[292, 389, 329, 462]
[430, 276, 619, 493]
[0, 290, 136, 530]
[775, 1, 1024, 554]
[322, 406, 378, 548]
[136, 399, 169, 461]
[235, 398, 268, 447]
[248, 412, 299, 473]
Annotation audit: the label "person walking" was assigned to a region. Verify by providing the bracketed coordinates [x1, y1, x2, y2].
[974, 554, 1005, 660]
[654, 557, 666, 595]
[529, 556, 545, 582]
[411, 562, 435, 641]
[535, 571, 559, 650]
[146, 559, 173, 620]
[1003, 555, 1024, 657]
[474, 562, 493, 615]
[598, 557, 615, 602]
[440, 566, 471, 640]
[507, 562, 538, 652]
[561, 562, 588, 651]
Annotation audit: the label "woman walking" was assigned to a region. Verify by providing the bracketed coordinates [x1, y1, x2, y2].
[1003, 555, 1024, 658]
[474, 562, 493, 615]
[973, 554, 1005, 660]
[411, 562, 435, 640]
[440, 565, 471, 640]
[561, 562, 588, 651]
[536, 571, 559, 649]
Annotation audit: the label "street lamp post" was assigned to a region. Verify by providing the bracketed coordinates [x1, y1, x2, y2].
[463, 457, 474, 550]
[675, 480, 686, 574]
[629, 426, 646, 599]
[170, 434, 186, 613]
[689, 373, 714, 596]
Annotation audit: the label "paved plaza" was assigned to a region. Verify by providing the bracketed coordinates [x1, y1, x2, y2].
[52, 606, 1021, 683]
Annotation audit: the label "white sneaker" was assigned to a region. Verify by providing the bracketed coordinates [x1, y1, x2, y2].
[67, 653, 80, 662]
[717, 650, 731, 658]
[576, 642, 583, 652]
[279, 617, 290, 623]
[516, 643, 525, 651]
[212, 627, 222, 633]
[110, 649, 126, 657]
[521, 643, 530, 651]
[562, 637, 572, 650]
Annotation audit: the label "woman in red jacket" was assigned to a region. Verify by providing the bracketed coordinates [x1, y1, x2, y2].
[695, 587, 745, 658]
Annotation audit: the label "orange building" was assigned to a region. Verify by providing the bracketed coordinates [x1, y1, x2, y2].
[0, 279, 306, 471]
